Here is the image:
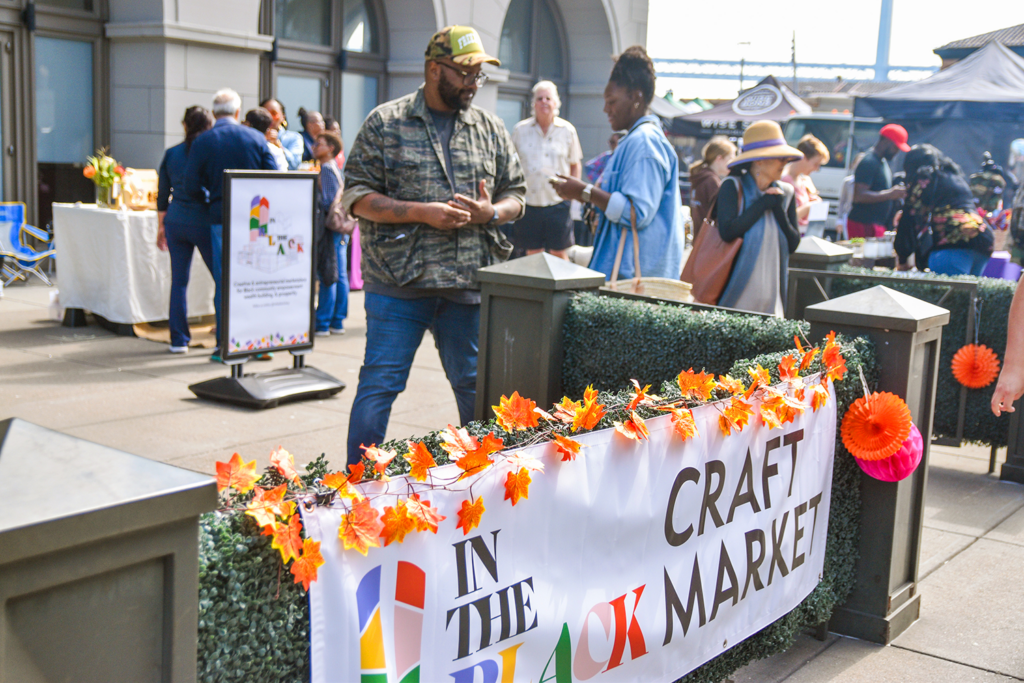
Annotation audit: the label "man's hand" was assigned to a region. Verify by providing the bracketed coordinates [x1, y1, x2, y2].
[551, 174, 585, 202]
[450, 180, 495, 224]
[422, 202, 471, 230]
[886, 184, 907, 200]
[157, 227, 168, 251]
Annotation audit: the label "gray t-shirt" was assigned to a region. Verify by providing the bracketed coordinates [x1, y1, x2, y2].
[428, 107, 457, 181]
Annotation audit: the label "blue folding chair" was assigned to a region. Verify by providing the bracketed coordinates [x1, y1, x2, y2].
[0, 202, 55, 286]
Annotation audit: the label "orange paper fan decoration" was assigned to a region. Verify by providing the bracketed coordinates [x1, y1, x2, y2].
[841, 391, 912, 461]
[951, 344, 1000, 389]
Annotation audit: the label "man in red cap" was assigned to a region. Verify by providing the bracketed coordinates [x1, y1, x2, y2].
[848, 123, 910, 238]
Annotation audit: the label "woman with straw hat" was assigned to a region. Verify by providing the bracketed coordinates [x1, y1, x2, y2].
[713, 120, 803, 315]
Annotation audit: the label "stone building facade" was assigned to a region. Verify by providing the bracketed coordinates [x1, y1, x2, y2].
[0, 0, 646, 224]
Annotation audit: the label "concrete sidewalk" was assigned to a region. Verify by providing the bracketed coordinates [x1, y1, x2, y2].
[2, 279, 1022, 682]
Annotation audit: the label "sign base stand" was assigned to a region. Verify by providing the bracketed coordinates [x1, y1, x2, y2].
[189, 353, 345, 409]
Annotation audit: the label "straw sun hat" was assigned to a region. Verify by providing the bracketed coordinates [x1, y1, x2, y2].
[728, 120, 804, 167]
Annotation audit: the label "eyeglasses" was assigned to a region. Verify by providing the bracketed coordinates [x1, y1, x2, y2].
[436, 61, 488, 87]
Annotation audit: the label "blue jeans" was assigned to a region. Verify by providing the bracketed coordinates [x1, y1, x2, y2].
[929, 248, 990, 276]
[166, 219, 215, 347]
[210, 223, 223, 343]
[346, 292, 480, 465]
[315, 233, 349, 331]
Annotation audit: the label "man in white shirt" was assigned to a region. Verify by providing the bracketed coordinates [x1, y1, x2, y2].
[510, 81, 583, 259]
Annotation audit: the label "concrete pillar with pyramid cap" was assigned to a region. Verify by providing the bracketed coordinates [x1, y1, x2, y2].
[785, 236, 854, 318]
[474, 253, 606, 421]
[805, 285, 949, 644]
[0, 418, 217, 682]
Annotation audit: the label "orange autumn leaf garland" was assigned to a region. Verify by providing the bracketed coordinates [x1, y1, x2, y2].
[504, 468, 532, 506]
[339, 498, 384, 556]
[678, 368, 716, 401]
[269, 447, 302, 484]
[290, 538, 325, 591]
[456, 497, 486, 535]
[615, 411, 650, 441]
[216, 453, 259, 493]
[493, 391, 540, 431]
[719, 396, 753, 436]
[403, 441, 437, 482]
[379, 500, 417, 546]
[271, 513, 304, 563]
[552, 433, 584, 461]
[951, 344, 1000, 389]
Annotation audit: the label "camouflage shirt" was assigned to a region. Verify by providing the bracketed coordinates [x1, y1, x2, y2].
[342, 86, 526, 291]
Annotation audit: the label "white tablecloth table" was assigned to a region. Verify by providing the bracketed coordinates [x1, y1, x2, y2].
[53, 203, 216, 324]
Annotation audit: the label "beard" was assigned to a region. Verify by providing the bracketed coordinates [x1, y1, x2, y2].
[438, 75, 473, 111]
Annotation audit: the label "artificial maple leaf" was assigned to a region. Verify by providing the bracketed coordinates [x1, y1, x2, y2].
[246, 484, 296, 530]
[677, 368, 717, 401]
[508, 452, 545, 474]
[379, 500, 417, 546]
[795, 335, 807, 353]
[823, 342, 847, 382]
[718, 397, 753, 436]
[535, 406, 557, 421]
[761, 387, 806, 425]
[271, 513, 304, 563]
[215, 453, 259, 494]
[584, 385, 599, 403]
[493, 391, 540, 431]
[404, 493, 446, 533]
[269, 447, 302, 484]
[615, 411, 650, 441]
[760, 402, 784, 430]
[552, 433, 583, 462]
[795, 386, 807, 402]
[572, 393, 607, 432]
[321, 470, 365, 501]
[361, 444, 397, 477]
[667, 407, 699, 441]
[552, 397, 581, 424]
[627, 379, 660, 411]
[779, 355, 800, 381]
[290, 538, 325, 591]
[454, 432, 504, 480]
[403, 441, 437, 482]
[504, 467, 532, 506]
[799, 347, 820, 372]
[717, 374, 745, 396]
[811, 382, 830, 411]
[456, 497, 486, 536]
[439, 424, 479, 458]
[339, 498, 383, 556]
[747, 364, 771, 389]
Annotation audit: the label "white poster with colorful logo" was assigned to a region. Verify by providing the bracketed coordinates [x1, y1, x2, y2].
[225, 174, 314, 356]
[305, 385, 836, 683]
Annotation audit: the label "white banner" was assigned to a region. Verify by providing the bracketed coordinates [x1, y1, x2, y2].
[225, 175, 314, 355]
[305, 381, 836, 683]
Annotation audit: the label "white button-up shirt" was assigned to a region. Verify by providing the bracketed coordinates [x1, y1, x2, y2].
[511, 116, 583, 207]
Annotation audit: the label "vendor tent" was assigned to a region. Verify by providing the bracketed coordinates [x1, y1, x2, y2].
[855, 41, 1024, 172]
[663, 75, 812, 138]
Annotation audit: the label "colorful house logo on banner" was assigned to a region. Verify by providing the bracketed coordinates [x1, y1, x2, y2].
[237, 194, 305, 274]
[358, 562, 425, 683]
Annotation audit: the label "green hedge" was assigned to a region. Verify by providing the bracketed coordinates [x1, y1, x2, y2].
[198, 328, 876, 683]
[562, 292, 809, 398]
[831, 266, 1015, 446]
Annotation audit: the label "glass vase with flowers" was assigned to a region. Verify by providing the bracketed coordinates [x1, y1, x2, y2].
[82, 149, 125, 208]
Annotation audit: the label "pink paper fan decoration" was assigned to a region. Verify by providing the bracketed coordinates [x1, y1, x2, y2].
[855, 423, 923, 482]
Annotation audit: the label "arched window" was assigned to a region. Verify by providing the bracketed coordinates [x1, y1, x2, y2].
[262, 0, 387, 155]
[496, 0, 568, 131]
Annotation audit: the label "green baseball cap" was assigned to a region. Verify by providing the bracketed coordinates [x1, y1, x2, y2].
[425, 25, 500, 67]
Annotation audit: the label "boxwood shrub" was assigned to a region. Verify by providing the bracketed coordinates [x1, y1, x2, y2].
[562, 292, 809, 399]
[831, 267, 1015, 446]
[197, 324, 875, 683]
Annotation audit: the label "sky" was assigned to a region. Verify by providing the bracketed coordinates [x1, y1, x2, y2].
[647, 0, 1021, 100]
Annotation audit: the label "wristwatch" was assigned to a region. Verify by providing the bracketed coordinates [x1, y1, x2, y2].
[581, 183, 594, 203]
[489, 208, 500, 225]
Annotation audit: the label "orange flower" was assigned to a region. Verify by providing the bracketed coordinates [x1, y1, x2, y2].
[841, 392, 912, 461]
[82, 165, 96, 179]
[951, 344, 1000, 389]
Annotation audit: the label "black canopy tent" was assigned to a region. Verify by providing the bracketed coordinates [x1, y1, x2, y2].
[662, 75, 812, 139]
[855, 41, 1024, 172]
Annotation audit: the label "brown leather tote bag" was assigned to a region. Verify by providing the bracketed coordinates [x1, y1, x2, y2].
[680, 180, 744, 305]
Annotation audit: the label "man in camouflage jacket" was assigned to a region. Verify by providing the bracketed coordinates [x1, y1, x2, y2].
[342, 25, 526, 464]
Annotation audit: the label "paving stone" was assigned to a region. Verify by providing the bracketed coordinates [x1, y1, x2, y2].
[922, 452, 1024, 537]
[892, 539, 1024, 678]
[918, 526, 976, 579]
[985, 505, 1024, 547]
[781, 636, 1017, 682]
[728, 633, 839, 683]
